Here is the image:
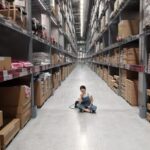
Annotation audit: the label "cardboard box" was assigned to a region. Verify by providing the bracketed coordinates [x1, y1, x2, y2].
[147, 103, 150, 111]
[125, 79, 138, 106]
[0, 102, 31, 117]
[118, 20, 139, 39]
[0, 57, 11, 71]
[0, 86, 31, 107]
[16, 108, 31, 128]
[0, 119, 20, 148]
[147, 89, 150, 96]
[34, 80, 45, 107]
[0, 111, 3, 128]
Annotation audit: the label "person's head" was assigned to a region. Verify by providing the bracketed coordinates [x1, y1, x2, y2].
[80, 85, 86, 94]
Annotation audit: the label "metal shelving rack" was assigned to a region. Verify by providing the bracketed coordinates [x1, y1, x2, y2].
[0, 0, 77, 118]
[85, 0, 149, 119]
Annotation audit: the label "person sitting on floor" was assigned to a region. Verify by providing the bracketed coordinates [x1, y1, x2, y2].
[77, 85, 97, 113]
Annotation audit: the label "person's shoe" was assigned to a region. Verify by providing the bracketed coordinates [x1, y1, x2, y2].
[92, 110, 96, 113]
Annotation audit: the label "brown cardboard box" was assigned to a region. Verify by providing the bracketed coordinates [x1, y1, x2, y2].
[147, 103, 150, 111]
[125, 79, 138, 106]
[0, 111, 3, 128]
[118, 20, 139, 39]
[0, 102, 31, 117]
[147, 89, 150, 96]
[0, 86, 31, 107]
[0, 57, 11, 71]
[34, 80, 45, 107]
[16, 109, 31, 128]
[0, 119, 20, 148]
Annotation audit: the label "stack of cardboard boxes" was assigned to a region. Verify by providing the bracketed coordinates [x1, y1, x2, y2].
[51, 53, 65, 65]
[110, 49, 119, 66]
[118, 20, 139, 40]
[120, 48, 139, 65]
[0, 85, 32, 128]
[62, 66, 69, 81]
[108, 75, 114, 89]
[108, 75, 119, 93]
[103, 67, 108, 82]
[103, 54, 109, 64]
[99, 67, 104, 79]
[34, 73, 52, 108]
[120, 70, 127, 98]
[0, 0, 27, 29]
[52, 71, 61, 90]
[125, 79, 138, 106]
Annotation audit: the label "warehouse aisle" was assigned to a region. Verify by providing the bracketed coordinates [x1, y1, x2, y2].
[7, 65, 150, 150]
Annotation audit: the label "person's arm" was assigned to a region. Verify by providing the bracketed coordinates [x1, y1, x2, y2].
[78, 94, 83, 104]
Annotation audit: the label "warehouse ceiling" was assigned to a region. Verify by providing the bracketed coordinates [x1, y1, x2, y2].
[72, 0, 94, 41]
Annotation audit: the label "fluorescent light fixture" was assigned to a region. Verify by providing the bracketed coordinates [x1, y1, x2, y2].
[80, 0, 84, 37]
[38, 0, 46, 10]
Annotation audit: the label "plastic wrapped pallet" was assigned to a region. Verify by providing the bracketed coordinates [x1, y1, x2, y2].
[33, 52, 50, 65]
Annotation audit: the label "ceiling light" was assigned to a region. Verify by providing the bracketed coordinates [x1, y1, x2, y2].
[80, 0, 84, 37]
[38, 0, 46, 10]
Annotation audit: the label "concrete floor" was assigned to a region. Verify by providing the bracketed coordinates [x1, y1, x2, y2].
[7, 65, 150, 150]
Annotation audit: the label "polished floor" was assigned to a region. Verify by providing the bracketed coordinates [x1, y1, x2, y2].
[7, 65, 150, 150]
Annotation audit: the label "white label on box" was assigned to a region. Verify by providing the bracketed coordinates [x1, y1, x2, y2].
[14, 0, 25, 7]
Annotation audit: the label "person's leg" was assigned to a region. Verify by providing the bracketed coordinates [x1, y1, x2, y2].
[90, 105, 97, 113]
[89, 96, 94, 104]
[83, 108, 91, 113]
[77, 103, 91, 113]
